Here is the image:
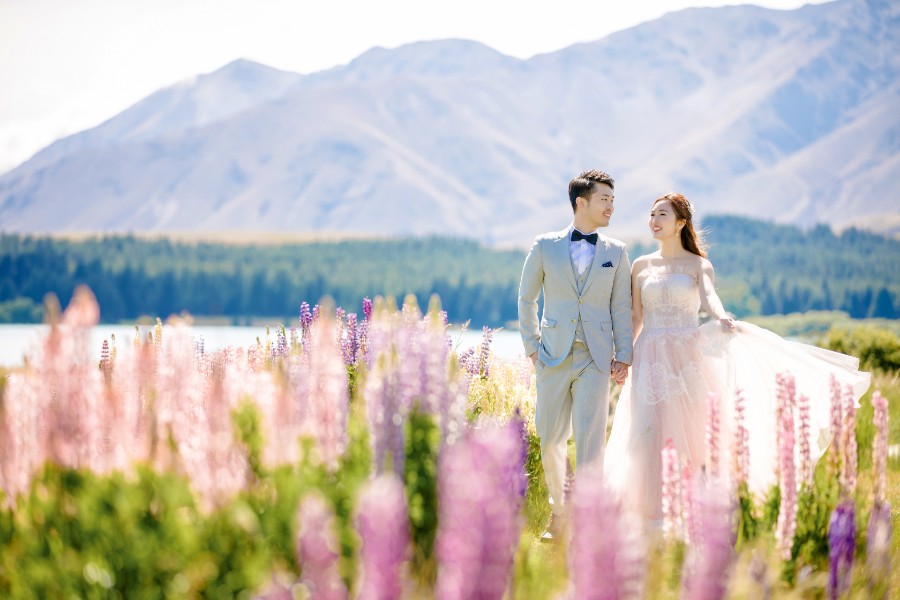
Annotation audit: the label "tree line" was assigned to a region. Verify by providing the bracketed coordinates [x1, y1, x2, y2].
[0, 215, 897, 326]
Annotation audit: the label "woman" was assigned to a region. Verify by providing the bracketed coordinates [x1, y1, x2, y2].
[603, 192, 870, 525]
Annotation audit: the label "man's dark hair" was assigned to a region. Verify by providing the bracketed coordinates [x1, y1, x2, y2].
[568, 170, 615, 212]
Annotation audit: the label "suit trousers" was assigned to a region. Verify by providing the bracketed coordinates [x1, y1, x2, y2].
[535, 339, 610, 516]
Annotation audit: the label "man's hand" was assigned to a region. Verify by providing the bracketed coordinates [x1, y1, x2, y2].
[529, 352, 538, 367]
[611, 360, 630, 385]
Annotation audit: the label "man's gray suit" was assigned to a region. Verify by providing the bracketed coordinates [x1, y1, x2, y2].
[518, 227, 633, 516]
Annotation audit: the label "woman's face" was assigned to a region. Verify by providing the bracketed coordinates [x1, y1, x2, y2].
[649, 200, 684, 241]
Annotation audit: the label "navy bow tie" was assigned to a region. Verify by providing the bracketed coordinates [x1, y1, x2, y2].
[571, 230, 598, 245]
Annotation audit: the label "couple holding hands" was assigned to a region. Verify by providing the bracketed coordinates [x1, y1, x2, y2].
[518, 169, 870, 539]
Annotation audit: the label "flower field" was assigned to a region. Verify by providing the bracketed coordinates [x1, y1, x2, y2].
[0, 286, 897, 599]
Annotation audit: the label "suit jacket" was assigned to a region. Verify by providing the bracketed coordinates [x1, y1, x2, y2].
[518, 228, 633, 371]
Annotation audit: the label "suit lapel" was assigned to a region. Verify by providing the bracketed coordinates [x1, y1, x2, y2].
[553, 231, 578, 292]
[582, 235, 611, 293]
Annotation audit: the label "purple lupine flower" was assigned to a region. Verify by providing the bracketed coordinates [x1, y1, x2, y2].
[300, 302, 313, 351]
[564, 469, 645, 599]
[797, 393, 811, 488]
[866, 500, 892, 597]
[362, 296, 373, 321]
[775, 372, 797, 561]
[476, 326, 493, 379]
[276, 326, 288, 359]
[295, 493, 347, 600]
[731, 388, 749, 488]
[841, 384, 858, 495]
[364, 351, 406, 476]
[706, 392, 720, 480]
[289, 326, 298, 352]
[312, 304, 320, 323]
[342, 313, 358, 366]
[680, 480, 736, 600]
[829, 374, 844, 478]
[828, 500, 855, 600]
[662, 438, 683, 541]
[872, 391, 889, 504]
[434, 421, 527, 600]
[355, 474, 410, 600]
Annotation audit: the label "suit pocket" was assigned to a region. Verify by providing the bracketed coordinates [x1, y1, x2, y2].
[541, 317, 557, 328]
[599, 321, 612, 332]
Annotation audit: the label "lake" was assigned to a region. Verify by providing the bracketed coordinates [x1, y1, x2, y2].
[0, 323, 525, 368]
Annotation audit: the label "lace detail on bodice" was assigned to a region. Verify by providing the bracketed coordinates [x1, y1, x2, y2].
[638, 264, 700, 331]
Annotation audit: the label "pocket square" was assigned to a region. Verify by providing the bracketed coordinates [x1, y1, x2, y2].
[601, 261, 614, 268]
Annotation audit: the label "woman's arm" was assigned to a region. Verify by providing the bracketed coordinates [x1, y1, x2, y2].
[699, 258, 735, 329]
[631, 258, 645, 341]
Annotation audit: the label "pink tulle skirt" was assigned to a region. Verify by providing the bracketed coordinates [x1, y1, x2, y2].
[604, 320, 870, 522]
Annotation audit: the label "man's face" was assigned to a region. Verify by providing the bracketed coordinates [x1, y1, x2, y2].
[579, 183, 614, 228]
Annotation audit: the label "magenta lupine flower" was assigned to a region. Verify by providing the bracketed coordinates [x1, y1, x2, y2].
[706, 392, 720, 480]
[355, 474, 410, 600]
[829, 374, 844, 477]
[841, 384, 858, 495]
[295, 493, 347, 600]
[775, 373, 797, 560]
[661, 438, 683, 541]
[866, 500, 892, 596]
[434, 421, 527, 600]
[362, 297, 373, 321]
[872, 391, 889, 504]
[680, 480, 736, 600]
[828, 500, 855, 600]
[797, 393, 811, 488]
[564, 470, 645, 599]
[731, 388, 749, 488]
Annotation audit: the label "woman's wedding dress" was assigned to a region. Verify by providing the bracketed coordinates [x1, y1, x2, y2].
[604, 263, 870, 522]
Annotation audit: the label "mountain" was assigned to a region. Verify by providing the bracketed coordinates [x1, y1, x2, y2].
[1, 0, 897, 246]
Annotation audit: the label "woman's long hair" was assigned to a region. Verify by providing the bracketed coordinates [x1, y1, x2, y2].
[653, 192, 707, 258]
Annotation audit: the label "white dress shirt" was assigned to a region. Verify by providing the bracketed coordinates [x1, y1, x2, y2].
[569, 226, 596, 276]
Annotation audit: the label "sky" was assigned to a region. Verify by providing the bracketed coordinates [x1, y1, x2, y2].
[0, 0, 830, 174]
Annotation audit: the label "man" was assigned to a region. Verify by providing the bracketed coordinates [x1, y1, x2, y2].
[518, 169, 633, 541]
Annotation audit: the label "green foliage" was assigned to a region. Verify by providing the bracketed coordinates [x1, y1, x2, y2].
[822, 326, 900, 373]
[403, 408, 441, 586]
[735, 482, 761, 547]
[0, 297, 43, 323]
[2, 216, 899, 326]
[760, 485, 781, 532]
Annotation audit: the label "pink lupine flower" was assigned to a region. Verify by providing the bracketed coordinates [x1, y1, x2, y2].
[731, 388, 749, 487]
[355, 474, 410, 600]
[829, 374, 844, 477]
[797, 393, 811, 488]
[304, 313, 349, 472]
[682, 462, 697, 546]
[295, 493, 347, 600]
[775, 373, 797, 560]
[564, 470, 645, 599]
[680, 480, 736, 600]
[362, 296, 373, 321]
[872, 391, 889, 504]
[661, 438, 683, 542]
[841, 384, 857, 495]
[434, 420, 527, 600]
[706, 392, 720, 480]
[828, 500, 855, 600]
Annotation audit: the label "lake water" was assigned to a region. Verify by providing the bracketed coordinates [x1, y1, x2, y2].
[0, 324, 525, 368]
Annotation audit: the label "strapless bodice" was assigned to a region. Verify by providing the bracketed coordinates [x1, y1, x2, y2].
[638, 265, 700, 331]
